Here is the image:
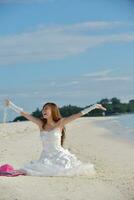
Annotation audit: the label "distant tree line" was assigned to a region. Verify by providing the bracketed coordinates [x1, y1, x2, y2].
[13, 97, 134, 122]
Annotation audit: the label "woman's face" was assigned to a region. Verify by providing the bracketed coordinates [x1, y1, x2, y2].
[42, 105, 52, 118]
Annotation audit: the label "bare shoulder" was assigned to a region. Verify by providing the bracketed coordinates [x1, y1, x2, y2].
[57, 118, 65, 126]
[38, 122, 44, 132]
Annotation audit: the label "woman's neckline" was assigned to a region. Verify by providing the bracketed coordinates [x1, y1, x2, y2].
[40, 127, 61, 133]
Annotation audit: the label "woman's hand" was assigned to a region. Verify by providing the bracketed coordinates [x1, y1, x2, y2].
[4, 99, 10, 107]
[95, 104, 107, 111]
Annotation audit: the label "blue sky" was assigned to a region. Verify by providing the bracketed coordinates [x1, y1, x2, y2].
[0, 0, 134, 122]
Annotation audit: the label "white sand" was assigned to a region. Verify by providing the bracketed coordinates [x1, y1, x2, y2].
[0, 117, 134, 200]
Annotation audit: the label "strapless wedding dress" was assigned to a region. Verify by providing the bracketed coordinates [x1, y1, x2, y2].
[19, 127, 96, 176]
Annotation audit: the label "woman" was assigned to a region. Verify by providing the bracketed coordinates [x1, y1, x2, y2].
[4, 99, 106, 177]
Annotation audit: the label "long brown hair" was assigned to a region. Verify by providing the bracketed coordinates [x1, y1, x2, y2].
[40, 102, 66, 146]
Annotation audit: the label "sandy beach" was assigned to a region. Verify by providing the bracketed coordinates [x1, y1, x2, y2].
[0, 117, 134, 200]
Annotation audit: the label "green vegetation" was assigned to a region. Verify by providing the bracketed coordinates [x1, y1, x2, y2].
[13, 97, 134, 122]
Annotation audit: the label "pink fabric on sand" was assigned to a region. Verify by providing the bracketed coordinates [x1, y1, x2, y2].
[0, 164, 26, 177]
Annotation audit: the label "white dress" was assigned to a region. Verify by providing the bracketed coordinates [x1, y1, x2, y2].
[19, 127, 96, 177]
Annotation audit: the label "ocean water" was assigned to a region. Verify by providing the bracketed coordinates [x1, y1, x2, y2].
[94, 113, 134, 142]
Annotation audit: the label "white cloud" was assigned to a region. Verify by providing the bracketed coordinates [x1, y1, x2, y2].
[83, 69, 132, 82]
[83, 69, 112, 78]
[0, 21, 134, 66]
[56, 81, 79, 87]
[40, 21, 125, 33]
[68, 21, 122, 30]
[95, 76, 132, 81]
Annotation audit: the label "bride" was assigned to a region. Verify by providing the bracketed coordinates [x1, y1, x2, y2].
[4, 99, 106, 177]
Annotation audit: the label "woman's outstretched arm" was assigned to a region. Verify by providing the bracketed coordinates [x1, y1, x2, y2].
[4, 99, 43, 128]
[60, 103, 107, 126]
